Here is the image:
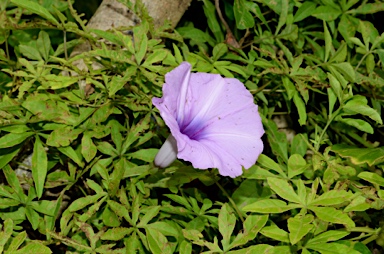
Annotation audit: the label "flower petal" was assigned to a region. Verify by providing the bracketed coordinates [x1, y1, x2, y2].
[178, 75, 264, 177]
[152, 62, 191, 124]
[154, 134, 178, 168]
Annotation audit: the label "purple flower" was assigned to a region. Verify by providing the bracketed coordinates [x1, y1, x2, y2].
[152, 62, 264, 178]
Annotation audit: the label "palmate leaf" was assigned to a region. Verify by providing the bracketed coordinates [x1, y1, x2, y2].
[288, 214, 314, 245]
[1, 221, 52, 254]
[267, 177, 302, 204]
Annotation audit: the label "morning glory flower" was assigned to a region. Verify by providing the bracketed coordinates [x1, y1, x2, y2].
[152, 62, 264, 178]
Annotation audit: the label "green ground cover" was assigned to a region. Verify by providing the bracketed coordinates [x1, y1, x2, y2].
[0, 0, 384, 253]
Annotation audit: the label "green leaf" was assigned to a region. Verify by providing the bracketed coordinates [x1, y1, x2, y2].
[107, 200, 132, 224]
[330, 42, 347, 63]
[260, 225, 290, 243]
[230, 215, 268, 249]
[288, 154, 307, 179]
[14, 241, 52, 254]
[358, 172, 384, 187]
[232, 179, 271, 209]
[293, 92, 307, 126]
[212, 43, 228, 61]
[312, 5, 341, 21]
[37, 31, 51, 61]
[133, 25, 148, 65]
[306, 242, 360, 254]
[309, 190, 354, 206]
[243, 199, 299, 213]
[68, 193, 105, 212]
[46, 127, 83, 147]
[179, 240, 192, 254]
[0, 218, 13, 251]
[327, 88, 337, 115]
[267, 177, 302, 204]
[282, 76, 296, 100]
[10, 0, 58, 25]
[26, 205, 40, 230]
[143, 49, 168, 66]
[0, 198, 20, 208]
[293, 2, 317, 23]
[336, 117, 373, 134]
[7, 231, 27, 252]
[350, 3, 384, 14]
[324, 21, 332, 62]
[127, 148, 158, 163]
[366, 53, 375, 74]
[275, 0, 288, 35]
[218, 203, 236, 251]
[343, 95, 382, 124]
[81, 132, 97, 163]
[106, 70, 133, 97]
[145, 221, 180, 239]
[290, 134, 308, 157]
[57, 146, 84, 167]
[102, 205, 120, 227]
[39, 74, 78, 90]
[2, 165, 25, 201]
[331, 145, 384, 166]
[242, 165, 278, 180]
[146, 228, 172, 254]
[137, 206, 161, 227]
[344, 195, 371, 212]
[327, 73, 343, 103]
[123, 113, 151, 152]
[19, 42, 43, 61]
[234, 0, 254, 30]
[97, 141, 118, 157]
[309, 207, 355, 228]
[307, 230, 350, 245]
[257, 154, 286, 177]
[108, 158, 126, 196]
[31, 136, 48, 199]
[330, 62, 356, 82]
[228, 244, 274, 254]
[288, 214, 314, 245]
[101, 227, 133, 241]
[177, 27, 213, 44]
[0, 132, 34, 148]
[202, 0, 224, 42]
[0, 146, 20, 170]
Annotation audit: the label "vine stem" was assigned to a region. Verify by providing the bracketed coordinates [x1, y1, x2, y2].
[211, 171, 245, 223]
[214, 0, 240, 48]
[315, 108, 341, 151]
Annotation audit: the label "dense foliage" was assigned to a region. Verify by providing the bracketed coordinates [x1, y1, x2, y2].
[1, 0, 384, 253]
